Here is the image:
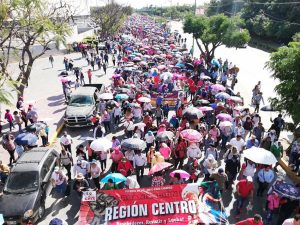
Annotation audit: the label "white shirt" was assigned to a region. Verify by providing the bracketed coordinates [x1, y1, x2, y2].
[143, 102, 152, 111]
[133, 108, 142, 118]
[133, 154, 147, 167]
[59, 152, 72, 165]
[282, 219, 294, 225]
[51, 172, 65, 185]
[113, 107, 122, 116]
[243, 163, 256, 177]
[229, 138, 245, 152]
[100, 151, 108, 160]
[145, 134, 155, 143]
[187, 144, 202, 159]
[60, 135, 72, 145]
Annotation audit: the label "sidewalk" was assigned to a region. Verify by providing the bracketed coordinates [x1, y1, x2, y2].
[0, 51, 114, 164]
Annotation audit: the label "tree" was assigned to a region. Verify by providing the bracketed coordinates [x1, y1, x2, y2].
[241, 0, 300, 43]
[206, 0, 245, 17]
[91, 2, 132, 40]
[183, 14, 250, 63]
[0, 0, 72, 100]
[266, 41, 300, 127]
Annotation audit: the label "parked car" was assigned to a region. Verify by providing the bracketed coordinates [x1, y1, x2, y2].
[65, 84, 104, 127]
[0, 148, 58, 224]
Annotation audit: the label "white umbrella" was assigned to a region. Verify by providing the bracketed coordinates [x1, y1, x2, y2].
[99, 93, 113, 100]
[243, 147, 277, 165]
[138, 96, 151, 103]
[90, 138, 112, 152]
[127, 122, 146, 131]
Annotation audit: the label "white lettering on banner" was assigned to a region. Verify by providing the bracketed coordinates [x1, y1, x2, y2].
[105, 201, 196, 221]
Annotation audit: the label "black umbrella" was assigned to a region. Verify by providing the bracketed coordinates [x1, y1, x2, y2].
[121, 138, 146, 151]
[185, 63, 194, 69]
[261, 105, 276, 112]
[148, 62, 155, 67]
[106, 100, 118, 109]
[26, 121, 47, 132]
[183, 107, 204, 120]
[156, 131, 174, 142]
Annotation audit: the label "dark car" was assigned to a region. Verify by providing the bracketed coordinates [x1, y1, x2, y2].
[0, 148, 58, 224]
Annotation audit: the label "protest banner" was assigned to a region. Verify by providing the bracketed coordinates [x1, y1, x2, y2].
[78, 183, 227, 225]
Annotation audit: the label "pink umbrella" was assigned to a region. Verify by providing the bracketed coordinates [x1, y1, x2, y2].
[216, 113, 233, 121]
[198, 106, 214, 112]
[180, 129, 203, 143]
[170, 170, 190, 179]
[170, 44, 176, 49]
[219, 121, 233, 128]
[173, 74, 186, 80]
[166, 54, 173, 59]
[211, 84, 226, 92]
[149, 162, 172, 175]
[112, 74, 121, 78]
[157, 65, 166, 70]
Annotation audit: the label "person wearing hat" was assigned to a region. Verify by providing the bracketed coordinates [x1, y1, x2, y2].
[73, 173, 90, 196]
[210, 168, 228, 193]
[235, 176, 254, 218]
[88, 160, 101, 189]
[224, 146, 240, 188]
[202, 154, 218, 181]
[73, 158, 89, 179]
[50, 166, 67, 195]
[246, 135, 259, 149]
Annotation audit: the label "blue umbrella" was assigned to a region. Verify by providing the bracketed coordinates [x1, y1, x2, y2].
[101, 173, 127, 183]
[210, 103, 217, 109]
[15, 133, 38, 146]
[115, 94, 129, 100]
[211, 58, 220, 68]
[215, 92, 230, 100]
[175, 63, 185, 68]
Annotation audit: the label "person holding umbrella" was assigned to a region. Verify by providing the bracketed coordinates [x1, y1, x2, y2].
[88, 160, 101, 189]
[169, 173, 184, 185]
[103, 178, 119, 190]
[151, 171, 166, 187]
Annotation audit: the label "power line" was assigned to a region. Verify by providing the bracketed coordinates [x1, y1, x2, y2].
[206, 1, 300, 8]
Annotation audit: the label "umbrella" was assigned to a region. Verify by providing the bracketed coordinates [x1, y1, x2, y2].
[229, 96, 243, 103]
[198, 106, 214, 112]
[106, 100, 119, 108]
[127, 122, 146, 131]
[261, 105, 276, 112]
[243, 147, 277, 165]
[148, 62, 155, 67]
[112, 74, 121, 79]
[133, 57, 141, 62]
[183, 107, 203, 120]
[115, 94, 129, 100]
[149, 162, 172, 175]
[185, 63, 194, 69]
[90, 138, 112, 152]
[138, 96, 151, 103]
[101, 173, 127, 183]
[215, 92, 230, 100]
[211, 84, 226, 92]
[15, 133, 38, 146]
[99, 93, 113, 100]
[121, 138, 146, 151]
[216, 113, 233, 121]
[219, 121, 233, 128]
[157, 65, 166, 70]
[200, 75, 211, 80]
[196, 99, 210, 106]
[156, 131, 174, 142]
[170, 44, 176, 49]
[175, 63, 185, 68]
[26, 121, 47, 132]
[160, 72, 173, 80]
[170, 170, 190, 179]
[180, 129, 203, 143]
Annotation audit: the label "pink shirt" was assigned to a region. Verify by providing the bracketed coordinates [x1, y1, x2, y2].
[110, 151, 124, 162]
[209, 129, 219, 142]
[267, 194, 280, 210]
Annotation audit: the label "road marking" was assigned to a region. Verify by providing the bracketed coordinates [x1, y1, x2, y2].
[49, 122, 65, 147]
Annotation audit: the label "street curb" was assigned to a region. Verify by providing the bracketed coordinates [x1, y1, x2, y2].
[279, 159, 300, 184]
[49, 122, 65, 147]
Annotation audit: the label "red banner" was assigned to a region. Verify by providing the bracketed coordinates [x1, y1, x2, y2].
[78, 184, 228, 225]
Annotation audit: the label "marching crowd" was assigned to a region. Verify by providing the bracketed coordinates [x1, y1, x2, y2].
[1, 15, 300, 225]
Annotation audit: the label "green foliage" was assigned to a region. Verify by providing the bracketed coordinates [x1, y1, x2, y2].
[293, 33, 300, 42]
[206, 0, 245, 17]
[266, 41, 300, 125]
[183, 14, 250, 62]
[91, 3, 132, 39]
[137, 5, 194, 20]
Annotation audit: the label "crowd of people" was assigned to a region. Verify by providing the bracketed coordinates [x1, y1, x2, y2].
[1, 15, 300, 225]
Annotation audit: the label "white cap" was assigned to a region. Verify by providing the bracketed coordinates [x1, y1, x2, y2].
[246, 176, 253, 182]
